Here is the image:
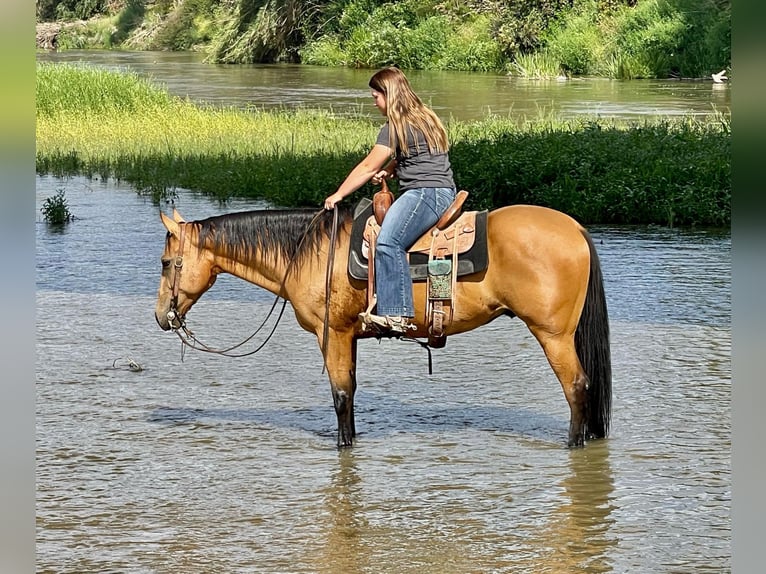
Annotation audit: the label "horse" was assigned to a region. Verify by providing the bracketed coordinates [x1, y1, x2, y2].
[154, 202, 612, 449]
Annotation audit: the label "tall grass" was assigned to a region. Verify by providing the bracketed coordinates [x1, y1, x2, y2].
[36, 63, 377, 203]
[36, 62, 177, 116]
[510, 50, 564, 78]
[207, 0, 304, 63]
[36, 63, 730, 226]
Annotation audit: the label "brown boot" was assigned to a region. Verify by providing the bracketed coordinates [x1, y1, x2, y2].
[359, 313, 415, 334]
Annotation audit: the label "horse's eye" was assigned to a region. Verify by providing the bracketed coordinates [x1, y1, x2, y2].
[161, 258, 171, 269]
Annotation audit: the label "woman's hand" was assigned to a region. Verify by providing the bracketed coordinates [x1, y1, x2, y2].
[371, 169, 390, 185]
[324, 192, 344, 210]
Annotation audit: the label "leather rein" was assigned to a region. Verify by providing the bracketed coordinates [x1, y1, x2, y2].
[167, 209, 338, 367]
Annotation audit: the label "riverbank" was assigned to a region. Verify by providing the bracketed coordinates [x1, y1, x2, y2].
[36, 0, 730, 79]
[36, 63, 730, 227]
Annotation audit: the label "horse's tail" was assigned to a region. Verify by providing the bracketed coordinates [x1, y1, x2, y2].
[575, 230, 612, 439]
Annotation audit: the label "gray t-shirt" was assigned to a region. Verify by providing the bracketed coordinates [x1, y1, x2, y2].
[376, 122, 455, 191]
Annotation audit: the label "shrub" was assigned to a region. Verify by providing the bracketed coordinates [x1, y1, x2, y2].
[545, 11, 603, 76]
[491, 0, 573, 60]
[437, 15, 503, 72]
[610, 0, 685, 78]
[38, 0, 106, 21]
[300, 36, 348, 66]
[40, 189, 75, 224]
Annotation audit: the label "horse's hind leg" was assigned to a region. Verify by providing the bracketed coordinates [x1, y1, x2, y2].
[533, 331, 589, 447]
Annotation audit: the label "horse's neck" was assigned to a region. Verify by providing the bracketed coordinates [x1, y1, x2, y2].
[215, 251, 294, 297]
[204, 215, 349, 299]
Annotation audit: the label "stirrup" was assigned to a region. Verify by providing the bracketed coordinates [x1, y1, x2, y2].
[359, 312, 415, 334]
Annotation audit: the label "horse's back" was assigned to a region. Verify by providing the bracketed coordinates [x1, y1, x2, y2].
[486, 204, 589, 261]
[477, 204, 591, 328]
[489, 203, 584, 235]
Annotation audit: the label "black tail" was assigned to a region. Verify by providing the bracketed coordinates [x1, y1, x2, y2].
[575, 230, 612, 439]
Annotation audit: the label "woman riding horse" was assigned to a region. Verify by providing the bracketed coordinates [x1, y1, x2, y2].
[324, 67, 457, 335]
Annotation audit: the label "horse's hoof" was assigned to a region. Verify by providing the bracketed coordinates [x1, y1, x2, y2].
[337, 430, 354, 449]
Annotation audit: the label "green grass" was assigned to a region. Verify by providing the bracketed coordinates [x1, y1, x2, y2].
[448, 114, 730, 227]
[36, 63, 730, 227]
[509, 50, 565, 78]
[36, 62, 177, 116]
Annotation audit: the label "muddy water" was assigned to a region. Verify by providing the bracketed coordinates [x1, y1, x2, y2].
[36, 176, 730, 573]
[36, 50, 730, 122]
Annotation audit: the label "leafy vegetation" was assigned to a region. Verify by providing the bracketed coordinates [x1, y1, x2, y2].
[38, 0, 730, 78]
[40, 189, 75, 224]
[36, 63, 730, 227]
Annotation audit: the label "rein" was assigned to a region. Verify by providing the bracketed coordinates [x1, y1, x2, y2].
[321, 207, 339, 374]
[168, 209, 336, 361]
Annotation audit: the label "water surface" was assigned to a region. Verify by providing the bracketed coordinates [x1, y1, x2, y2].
[36, 177, 730, 573]
[36, 50, 730, 122]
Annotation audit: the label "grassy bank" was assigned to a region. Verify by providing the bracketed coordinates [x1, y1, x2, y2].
[39, 0, 730, 78]
[36, 63, 730, 227]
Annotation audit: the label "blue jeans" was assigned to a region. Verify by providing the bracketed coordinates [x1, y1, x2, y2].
[375, 187, 455, 317]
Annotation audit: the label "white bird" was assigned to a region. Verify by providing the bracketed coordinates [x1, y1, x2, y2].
[711, 69, 728, 83]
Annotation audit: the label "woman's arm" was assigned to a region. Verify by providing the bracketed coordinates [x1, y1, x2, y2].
[324, 144, 392, 210]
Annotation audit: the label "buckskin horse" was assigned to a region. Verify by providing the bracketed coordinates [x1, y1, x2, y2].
[154, 200, 611, 448]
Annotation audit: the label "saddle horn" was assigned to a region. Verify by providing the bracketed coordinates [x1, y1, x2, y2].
[372, 180, 394, 225]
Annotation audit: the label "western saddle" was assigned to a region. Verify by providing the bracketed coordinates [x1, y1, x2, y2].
[362, 180, 475, 348]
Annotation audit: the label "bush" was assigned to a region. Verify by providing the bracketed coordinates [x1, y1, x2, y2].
[492, 0, 573, 60]
[37, 0, 106, 21]
[147, 0, 215, 51]
[610, 0, 685, 78]
[40, 189, 75, 224]
[545, 10, 603, 76]
[303, 3, 501, 72]
[437, 15, 503, 72]
[531, 0, 730, 79]
[300, 36, 348, 66]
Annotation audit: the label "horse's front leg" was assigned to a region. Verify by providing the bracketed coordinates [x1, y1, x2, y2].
[322, 331, 358, 448]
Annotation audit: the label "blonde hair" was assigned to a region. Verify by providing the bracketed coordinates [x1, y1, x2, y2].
[369, 67, 449, 156]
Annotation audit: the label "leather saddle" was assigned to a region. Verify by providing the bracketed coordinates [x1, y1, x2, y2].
[348, 198, 488, 283]
[347, 187, 489, 348]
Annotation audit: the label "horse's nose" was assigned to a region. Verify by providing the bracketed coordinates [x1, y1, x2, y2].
[155, 312, 169, 331]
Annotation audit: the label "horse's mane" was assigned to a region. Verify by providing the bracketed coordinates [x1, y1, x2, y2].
[191, 205, 355, 267]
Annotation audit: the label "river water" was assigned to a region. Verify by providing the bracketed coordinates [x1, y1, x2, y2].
[36, 50, 730, 122]
[36, 175, 730, 573]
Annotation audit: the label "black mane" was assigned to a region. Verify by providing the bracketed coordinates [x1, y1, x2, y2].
[191, 205, 354, 267]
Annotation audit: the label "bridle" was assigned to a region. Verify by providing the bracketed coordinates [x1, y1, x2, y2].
[165, 209, 337, 366]
[165, 219, 289, 359]
[165, 222, 186, 331]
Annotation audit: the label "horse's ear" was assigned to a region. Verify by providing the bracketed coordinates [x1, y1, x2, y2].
[172, 208, 186, 223]
[160, 210, 180, 236]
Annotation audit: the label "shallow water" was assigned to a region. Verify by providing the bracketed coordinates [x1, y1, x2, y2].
[36, 176, 730, 573]
[36, 50, 730, 122]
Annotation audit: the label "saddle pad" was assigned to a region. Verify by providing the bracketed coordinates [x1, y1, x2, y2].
[347, 197, 489, 282]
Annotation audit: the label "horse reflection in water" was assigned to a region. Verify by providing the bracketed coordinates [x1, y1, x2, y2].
[309, 446, 616, 573]
[536, 442, 617, 572]
[154, 203, 611, 448]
